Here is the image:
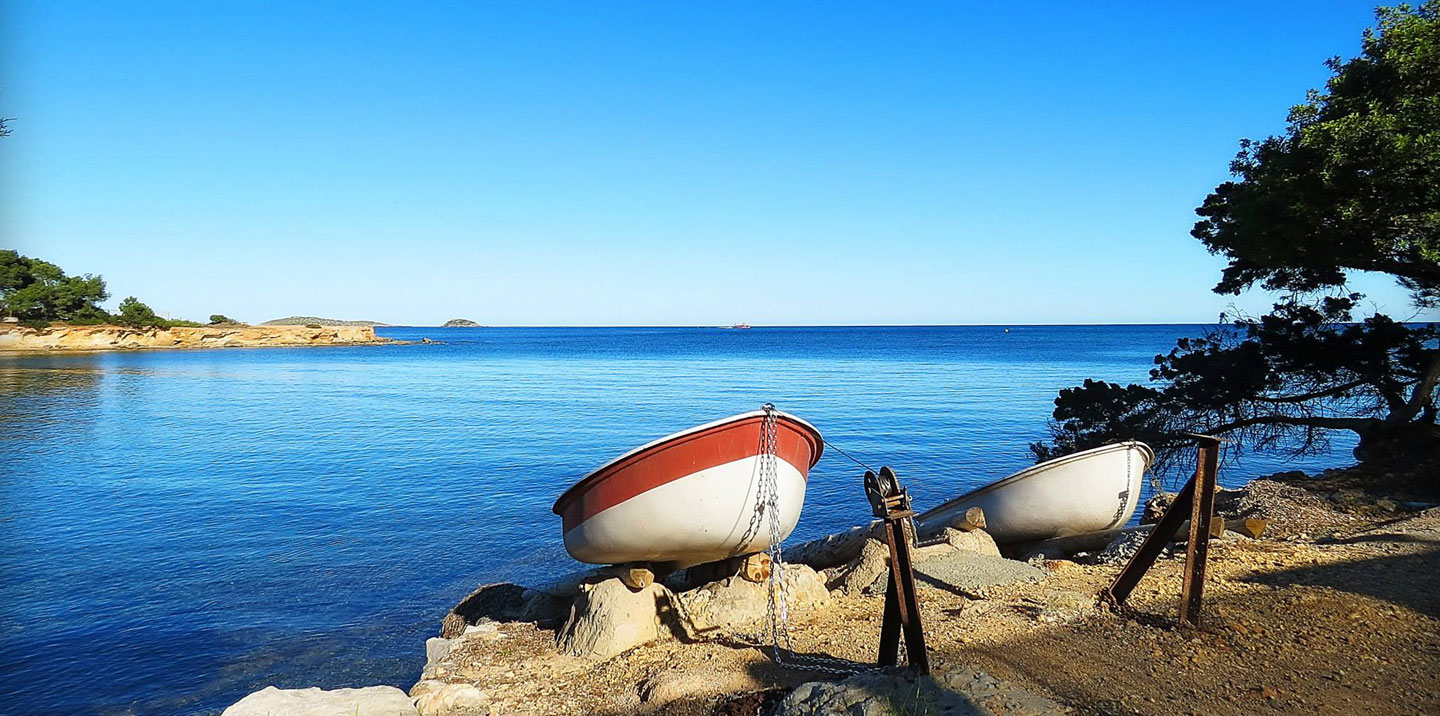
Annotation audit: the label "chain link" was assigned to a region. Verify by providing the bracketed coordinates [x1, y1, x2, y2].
[743, 404, 872, 676]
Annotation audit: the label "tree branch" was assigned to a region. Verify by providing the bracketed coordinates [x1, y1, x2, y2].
[1208, 414, 1384, 436]
[1250, 379, 1371, 404]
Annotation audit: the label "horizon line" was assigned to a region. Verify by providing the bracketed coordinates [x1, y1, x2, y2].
[377, 321, 1233, 328]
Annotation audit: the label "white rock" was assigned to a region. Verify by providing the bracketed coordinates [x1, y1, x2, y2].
[222, 685, 418, 716]
[413, 683, 488, 715]
[677, 564, 828, 631]
[423, 637, 454, 678]
[556, 577, 668, 660]
[939, 527, 1001, 557]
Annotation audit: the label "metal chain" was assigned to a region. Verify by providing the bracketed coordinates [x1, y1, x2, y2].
[758, 406, 795, 657]
[747, 404, 873, 676]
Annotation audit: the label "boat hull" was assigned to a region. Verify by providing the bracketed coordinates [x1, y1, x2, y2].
[554, 411, 823, 567]
[916, 441, 1152, 545]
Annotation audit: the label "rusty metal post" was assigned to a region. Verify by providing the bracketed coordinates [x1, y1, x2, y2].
[1178, 435, 1221, 628]
[866, 467, 929, 674]
[1099, 475, 1195, 607]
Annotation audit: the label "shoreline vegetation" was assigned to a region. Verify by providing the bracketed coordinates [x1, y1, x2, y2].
[0, 250, 437, 350]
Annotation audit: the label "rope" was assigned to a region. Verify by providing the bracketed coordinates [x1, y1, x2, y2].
[823, 438, 875, 472]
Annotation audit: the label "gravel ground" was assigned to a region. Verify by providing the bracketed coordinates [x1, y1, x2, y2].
[422, 489, 1440, 715]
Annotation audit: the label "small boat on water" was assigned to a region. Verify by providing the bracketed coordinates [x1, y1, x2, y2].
[915, 441, 1152, 545]
[553, 408, 824, 567]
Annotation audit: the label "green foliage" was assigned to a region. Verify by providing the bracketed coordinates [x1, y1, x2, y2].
[1038, 4, 1440, 469]
[0, 249, 111, 323]
[1037, 297, 1440, 469]
[116, 296, 160, 327]
[1193, 1, 1440, 305]
[110, 297, 200, 328]
[208, 314, 237, 325]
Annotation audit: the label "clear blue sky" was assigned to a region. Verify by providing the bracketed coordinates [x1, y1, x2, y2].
[0, 1, 1421, 326]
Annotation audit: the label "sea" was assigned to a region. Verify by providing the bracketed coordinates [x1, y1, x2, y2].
[0, 325, 1357, 715]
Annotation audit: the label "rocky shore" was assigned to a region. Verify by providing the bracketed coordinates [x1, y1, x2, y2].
[0, 324, 392, 351]
[223, 466, 1440, 716]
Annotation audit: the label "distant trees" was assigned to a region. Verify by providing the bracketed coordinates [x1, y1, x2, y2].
[0, 250, 211, 328]
[115, 297, 160, 327]
[208, 314, 239, 325]
[1034, 2, 1440, 469]
[0, 250, 110, 324]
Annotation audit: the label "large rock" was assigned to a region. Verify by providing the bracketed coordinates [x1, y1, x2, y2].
[557, 578, 669, 660]
[410, 680, 488, 715]
[774, 667, 1064, 716]
[222, 686, 417, 716]
[422, 622, 504, 679]
[676, 564, 829, 631]
[422, 637, 454, 678]
[441, 582, 569, 637]
[933, 527, 1001, 557]
[823, 539, 890, 595]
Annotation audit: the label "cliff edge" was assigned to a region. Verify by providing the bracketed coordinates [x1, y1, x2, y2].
[0, 324, 391, 351]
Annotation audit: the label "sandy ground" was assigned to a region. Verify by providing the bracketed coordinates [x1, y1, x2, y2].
[428, 500, 1440, 715]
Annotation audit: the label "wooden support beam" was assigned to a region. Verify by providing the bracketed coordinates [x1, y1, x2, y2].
[1179, 436, 1221, 628]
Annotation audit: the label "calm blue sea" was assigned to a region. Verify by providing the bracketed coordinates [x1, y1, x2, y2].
[0, 326, 1356, 715]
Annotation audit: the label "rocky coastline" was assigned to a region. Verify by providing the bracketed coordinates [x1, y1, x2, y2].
[222, 465, 1440, 716]
[0, 324, 393, 351]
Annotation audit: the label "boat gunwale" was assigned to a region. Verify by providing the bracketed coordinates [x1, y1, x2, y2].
[552, 409, 824, 516]
[917, 440, 1154, 525]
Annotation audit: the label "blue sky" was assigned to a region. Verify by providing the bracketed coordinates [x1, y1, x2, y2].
[0, 1, 1422, 325]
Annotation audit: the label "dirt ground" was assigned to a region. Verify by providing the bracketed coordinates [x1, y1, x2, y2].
[427, 500, 1440, 715]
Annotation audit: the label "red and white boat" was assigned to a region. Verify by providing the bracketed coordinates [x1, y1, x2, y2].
[553, 408, 824, 567]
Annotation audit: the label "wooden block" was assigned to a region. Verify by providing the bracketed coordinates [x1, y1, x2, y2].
[956, 506, 987, 531]
[609, 564, 654, 590]
[1234, 518, 1267, 539]
[738, 552, 773, 583]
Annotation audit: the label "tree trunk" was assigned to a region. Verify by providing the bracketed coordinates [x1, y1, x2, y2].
[1353, 421, 1440, 465]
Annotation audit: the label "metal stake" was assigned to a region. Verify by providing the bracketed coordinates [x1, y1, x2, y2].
[1100, 434, 1223, 624]
[865, 467, 929, 674]
[1178, 435, 1221, 628]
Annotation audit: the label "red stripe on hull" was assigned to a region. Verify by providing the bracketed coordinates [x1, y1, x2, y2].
[554, 414, 822, 531]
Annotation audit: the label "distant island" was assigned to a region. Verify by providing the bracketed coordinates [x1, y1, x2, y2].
[441, 318, 483, 327]
[261, 316, 390, 327]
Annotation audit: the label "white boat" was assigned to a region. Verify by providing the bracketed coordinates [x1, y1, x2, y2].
[915, 441, 1152, 544]
[553, 408, 824, 567]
